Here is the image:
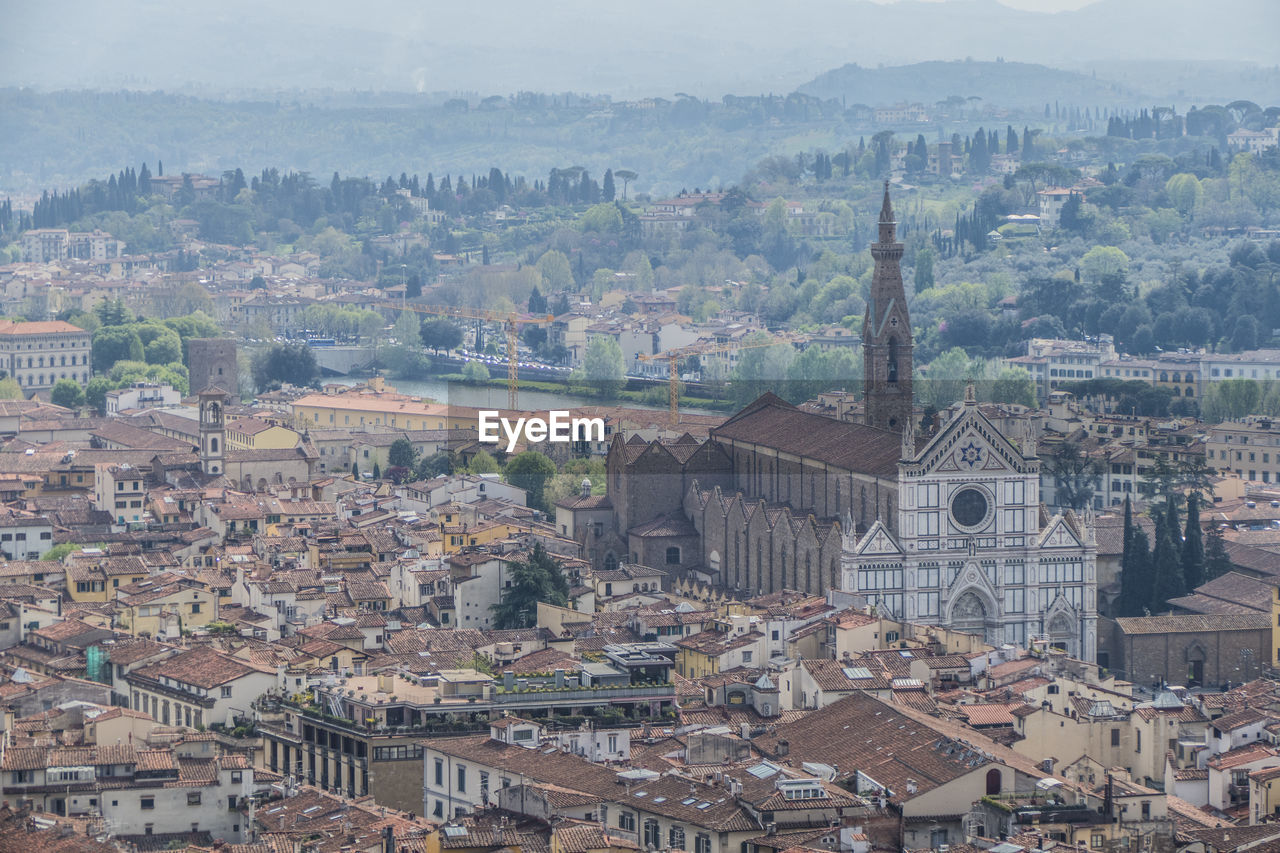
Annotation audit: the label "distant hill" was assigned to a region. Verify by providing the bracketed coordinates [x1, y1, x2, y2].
[797, 60, 1142, 109]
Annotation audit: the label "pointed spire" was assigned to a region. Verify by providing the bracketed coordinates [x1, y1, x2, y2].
[879, 180, 895, 223]
[964, 378, 977, 403]
[902, 418, 916, 461]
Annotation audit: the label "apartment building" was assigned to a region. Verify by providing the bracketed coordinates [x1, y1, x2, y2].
[0, 320, 92, 395]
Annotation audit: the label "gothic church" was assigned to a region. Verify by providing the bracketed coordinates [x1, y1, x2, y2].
[592, 184, 1097, 659]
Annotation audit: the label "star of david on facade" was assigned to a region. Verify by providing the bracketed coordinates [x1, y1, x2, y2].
[958, 441, 982, 468]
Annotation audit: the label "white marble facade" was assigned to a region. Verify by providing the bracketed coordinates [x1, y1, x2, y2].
[842, 392, 1098, 660]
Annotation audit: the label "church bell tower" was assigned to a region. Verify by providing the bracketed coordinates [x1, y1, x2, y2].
[863, 181, 913, 433]
[198, 387, 228, 476]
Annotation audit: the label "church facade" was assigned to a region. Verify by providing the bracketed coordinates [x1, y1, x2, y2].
[840, 390, 1098, 660]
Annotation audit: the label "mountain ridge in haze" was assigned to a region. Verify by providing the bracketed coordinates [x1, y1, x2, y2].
[798, 60, 1141, 109]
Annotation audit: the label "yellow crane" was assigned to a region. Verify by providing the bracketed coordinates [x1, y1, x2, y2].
[392, 303, 553, 410]
[638, 337, 784, 426]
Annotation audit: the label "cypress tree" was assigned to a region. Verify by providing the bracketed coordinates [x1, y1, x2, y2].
[1117, 497, 1140, 615]
[1127, 527, 1153, 615]
[1151, 512, 1185, 613]
[1204, 522, 1232, 581]
[1182, 493, 1205, 591]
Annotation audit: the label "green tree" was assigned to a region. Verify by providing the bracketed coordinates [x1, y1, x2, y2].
[420, 319, 463, 354]
[142, 327, 183, 365]
[0, 378, 21, 400]
[416, 452, 453, 480]
[250, 342, 318, 390]
[391, 311, 420, 347]
[1201, 378, 1262, 422]
[95, 298, 132, 327]
[990, 367, 1037, 408]
[613, 170, 638, 200]
[1139, 454, 1182, 512]
[602, 169, 616, 202]
[1182, 492, 1205, 592]
[372, 462, 381, 480]
[576, 336, 625, 398]
[50, 379, 85, 409]
[461, 361, 490, 382]
[1079, 246, 1130, 284]
[730, 334, 795, 407]
[1117, 501, 1153, 617]
[1203, 522, 1233, 581]
[1044, 438, 1103, 511]
[536, 250, 574, 291]
[92, 326, 144, 371]
[913, 246, 935, 291]
[387, 438, 418, 470]
[1165, 173, 1203, 217]
[580, 203, 624, 233]
[504, 451, 558, 512]
[84, 377, 113, 414]
[916, 347, 978, 410]
[1151, 512, 1185, 612]
[490, 543, 569, 628]
[784, 346, 860, 404]
[466, 450, 500, 475]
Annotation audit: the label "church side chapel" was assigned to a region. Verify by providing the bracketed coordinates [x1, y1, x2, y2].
[595, 184, 1098, 660]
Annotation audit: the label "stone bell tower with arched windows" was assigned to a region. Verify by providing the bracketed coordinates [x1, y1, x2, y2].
[198, 387, 228, 476]
[863, 181, 913, 433]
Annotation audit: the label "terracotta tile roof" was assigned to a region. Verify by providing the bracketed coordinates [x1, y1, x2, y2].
[1116, 613, 1272, 634]
[752, 692, 996, 802]
[132, 646, 269, 689]
[554, 823, 641, 853]
[960, 703, 1020, 727]
[802, 658, 890, 691]
[713, 393, 901, 479]
[1206, 742, 1277, 769]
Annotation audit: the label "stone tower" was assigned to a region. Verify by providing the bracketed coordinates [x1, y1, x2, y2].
[862, 182, 913, 433]
[198, 387, 228, 476]
[188, 338, 238, 400]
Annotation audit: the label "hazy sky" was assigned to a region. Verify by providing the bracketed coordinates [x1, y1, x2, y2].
[874, 0, 1101, 7]
[0, 0, 1268, 98]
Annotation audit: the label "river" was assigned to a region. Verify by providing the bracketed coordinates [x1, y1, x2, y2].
[329, 374, 724, 417]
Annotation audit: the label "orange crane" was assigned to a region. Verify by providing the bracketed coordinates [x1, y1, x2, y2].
[392, 303, 553, 410]
[638, 337, 784, 426]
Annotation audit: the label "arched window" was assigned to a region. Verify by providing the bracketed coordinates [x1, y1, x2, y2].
[603, 552, 618, 571]
[665, 546, 681, 565]
[887, 336, 899, 383]
[986, 768, 1002, 795]
[210, 437, 219, 453]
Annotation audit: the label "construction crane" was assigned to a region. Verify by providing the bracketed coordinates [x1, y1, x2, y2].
[638, 337, 785, 427]
[391, 303, 553, 410]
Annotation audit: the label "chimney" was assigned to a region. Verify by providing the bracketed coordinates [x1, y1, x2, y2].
[777, 739, 789, 757]
[581, 478, 592, 498]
